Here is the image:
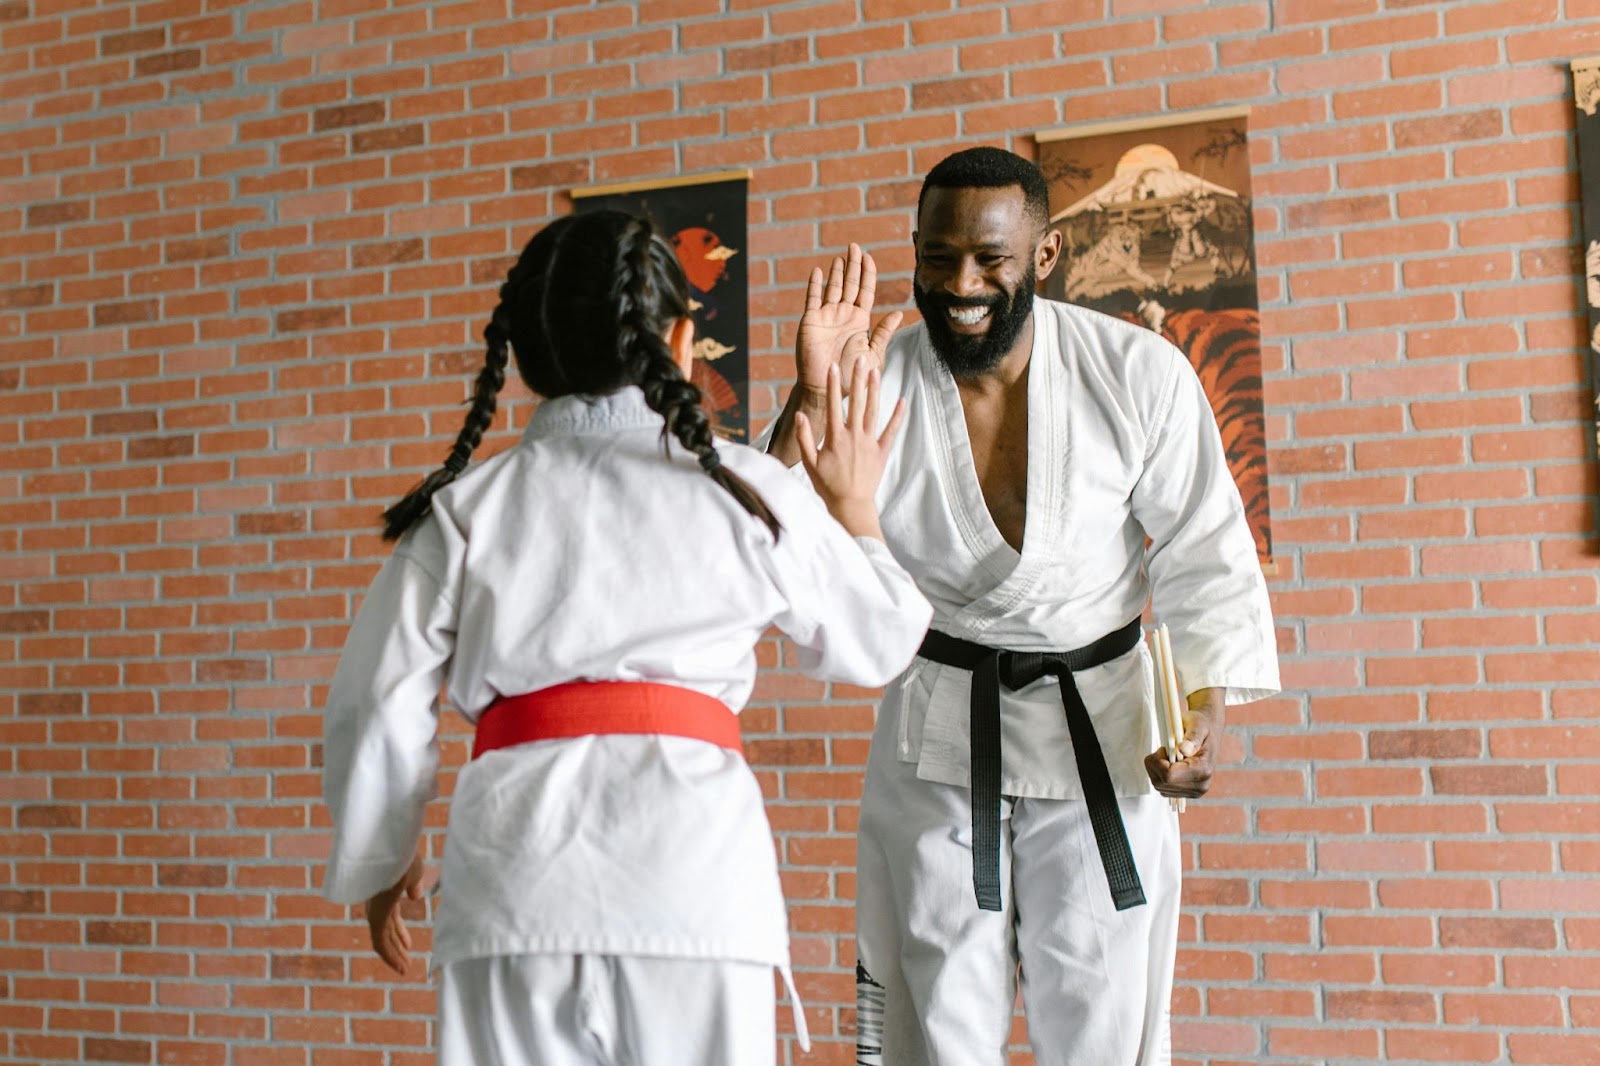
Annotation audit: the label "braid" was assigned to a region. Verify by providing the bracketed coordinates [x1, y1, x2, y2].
[380, 275, 518, 541]
[615, 220, 782, 541]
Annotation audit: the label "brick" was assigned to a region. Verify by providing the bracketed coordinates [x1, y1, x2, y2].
[312, 101, 385, 132]
[1440, 917, 1557, 949]
[1445, 991, 1565, 1028]
[85, 1038, 153, 1063]
[0, 890, 47, 913]
[93, 300, 160, 326]
[352, 124, 423, 153]
[1327, 989, 1436, 1023]
[1394, 109, 1503, 149]
[1368, 729, 1480, 760]
[1286, 194, 1389, 230]
[1432, 764, 1549, 796]
[19, 692, 84, 715]
[910, 74, 1005, 109]
[1, 610, 50, 633]
[27, 200, 92, 227]
[134, 48, 202, 76]
[726, 38, 809, 71]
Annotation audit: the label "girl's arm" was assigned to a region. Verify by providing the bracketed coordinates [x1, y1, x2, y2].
[321, 520, 458, 906]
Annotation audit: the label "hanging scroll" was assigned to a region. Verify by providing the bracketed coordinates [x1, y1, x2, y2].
[1036, 108, 1272, 569]
[573, 170, 752, 442]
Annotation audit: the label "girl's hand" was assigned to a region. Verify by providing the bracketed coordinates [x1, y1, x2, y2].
[794, 358, 907, 540]
[365, 848, 427, 975]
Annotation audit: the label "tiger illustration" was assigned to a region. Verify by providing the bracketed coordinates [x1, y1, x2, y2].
[1061, 223, 1159, 300]
[1127, 304, 1271, 565]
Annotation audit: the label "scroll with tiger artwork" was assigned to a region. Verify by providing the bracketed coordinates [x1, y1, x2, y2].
[572, 170, 751, 442]
[1035, 109, 1272, 570]
[1573, 57, 1600, 486]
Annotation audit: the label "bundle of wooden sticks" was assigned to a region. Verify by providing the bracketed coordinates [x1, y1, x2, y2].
[1148, 623, 1187, 815]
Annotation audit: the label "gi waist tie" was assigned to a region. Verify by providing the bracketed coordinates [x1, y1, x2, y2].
[469, 682, 807, 1050]
[472, 680, 741, 760]
[917, 619, 1146, 913]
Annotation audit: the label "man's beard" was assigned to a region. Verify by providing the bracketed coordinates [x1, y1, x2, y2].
[914, 263, 1036, 378]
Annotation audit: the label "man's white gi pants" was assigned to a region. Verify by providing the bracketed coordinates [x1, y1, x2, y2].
[438, 954, 775, 1066]
[855, 730, 1182, 1066]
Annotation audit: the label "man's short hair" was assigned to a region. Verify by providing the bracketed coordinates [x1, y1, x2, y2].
[917, 147, 1052, 235]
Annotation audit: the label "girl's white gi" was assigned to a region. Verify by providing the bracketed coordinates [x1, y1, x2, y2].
[320, 386, 933, 1065]
[770, 298, 1280, 1066]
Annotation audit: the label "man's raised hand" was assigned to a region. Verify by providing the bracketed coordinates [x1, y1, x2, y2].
[797, 244, 903, 396]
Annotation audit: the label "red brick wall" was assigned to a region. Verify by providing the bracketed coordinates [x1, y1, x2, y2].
[4, 1, 1599, 1063]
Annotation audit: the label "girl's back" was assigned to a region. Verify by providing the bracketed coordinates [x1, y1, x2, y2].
[424, 388, 912, 714]
[319, 210, 927, 1065]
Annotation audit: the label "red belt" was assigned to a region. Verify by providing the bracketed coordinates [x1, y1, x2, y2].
[471, 680, 742, 760]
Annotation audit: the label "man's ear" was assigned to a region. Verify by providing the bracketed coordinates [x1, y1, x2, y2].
[1034, 227, 1064, 282]
[667, 315, 695, 378]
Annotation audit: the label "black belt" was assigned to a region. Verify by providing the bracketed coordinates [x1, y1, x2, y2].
[917, 619, 1146, 913]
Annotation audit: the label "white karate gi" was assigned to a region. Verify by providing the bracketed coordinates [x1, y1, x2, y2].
[768, 298, 1278, 1065]
[320, 387, 933, 1066]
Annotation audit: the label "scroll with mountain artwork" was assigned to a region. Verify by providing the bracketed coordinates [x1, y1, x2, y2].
[1035, 108, 1272, 570]
[1573, 56, 1600, 475]
[572, 170, 751, 441]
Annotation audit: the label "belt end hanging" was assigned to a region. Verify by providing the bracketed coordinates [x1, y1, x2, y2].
[1111, 886, 1147, 912]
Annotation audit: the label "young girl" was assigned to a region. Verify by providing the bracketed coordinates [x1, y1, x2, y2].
[319, 210, 930, 1065]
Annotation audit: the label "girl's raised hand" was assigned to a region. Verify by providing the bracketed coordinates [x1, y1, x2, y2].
[794, 357, 907, 541]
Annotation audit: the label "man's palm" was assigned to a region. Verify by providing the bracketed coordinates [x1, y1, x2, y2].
[796, 244, 898, 393]
[798, 294, 872, 390]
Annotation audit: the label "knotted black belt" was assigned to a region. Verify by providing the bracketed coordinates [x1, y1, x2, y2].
[917, 618, 1146, 913]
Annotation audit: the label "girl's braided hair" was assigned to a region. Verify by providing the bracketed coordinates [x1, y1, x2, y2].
[382, 210, 779, 542]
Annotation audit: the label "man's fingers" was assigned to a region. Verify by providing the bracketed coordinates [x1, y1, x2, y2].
[1178, 715, 1208, 760]
[1149, 751, 1213, 798]
[857, 251, 878, 309]
[870, 310, 903, 353]
[804, 267, 823, 312]
[825, 256, 844, 305]
[841, 243, 862, 307]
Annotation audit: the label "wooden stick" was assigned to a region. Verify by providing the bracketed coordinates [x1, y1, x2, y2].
[1158, 624, 1187, 815]
[1146, 631, 1180, 813]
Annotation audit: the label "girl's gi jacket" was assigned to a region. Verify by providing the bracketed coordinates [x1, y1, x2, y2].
[320, 386, 933, 1012]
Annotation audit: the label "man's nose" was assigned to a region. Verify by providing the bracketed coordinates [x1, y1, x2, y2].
[944, 259, 984, 298]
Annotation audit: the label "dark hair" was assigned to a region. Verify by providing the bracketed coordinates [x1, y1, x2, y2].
[917, 146, 1052, 234]
[381, 211, 780, 542]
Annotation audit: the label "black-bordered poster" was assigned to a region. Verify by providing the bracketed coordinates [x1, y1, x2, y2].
[572, 169, 751, 442]
[1573, 56, 1600, 484]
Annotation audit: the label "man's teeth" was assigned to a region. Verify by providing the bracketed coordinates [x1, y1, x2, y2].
[949, 307, 989, 325]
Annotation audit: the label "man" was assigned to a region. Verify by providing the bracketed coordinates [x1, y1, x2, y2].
[764, 147, 1279, 1065]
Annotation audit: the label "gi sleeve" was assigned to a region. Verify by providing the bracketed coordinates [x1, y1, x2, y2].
[320, 515, 459, 904]
[1130, 346, 1280, 705]
[756, 467, 933, 689]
